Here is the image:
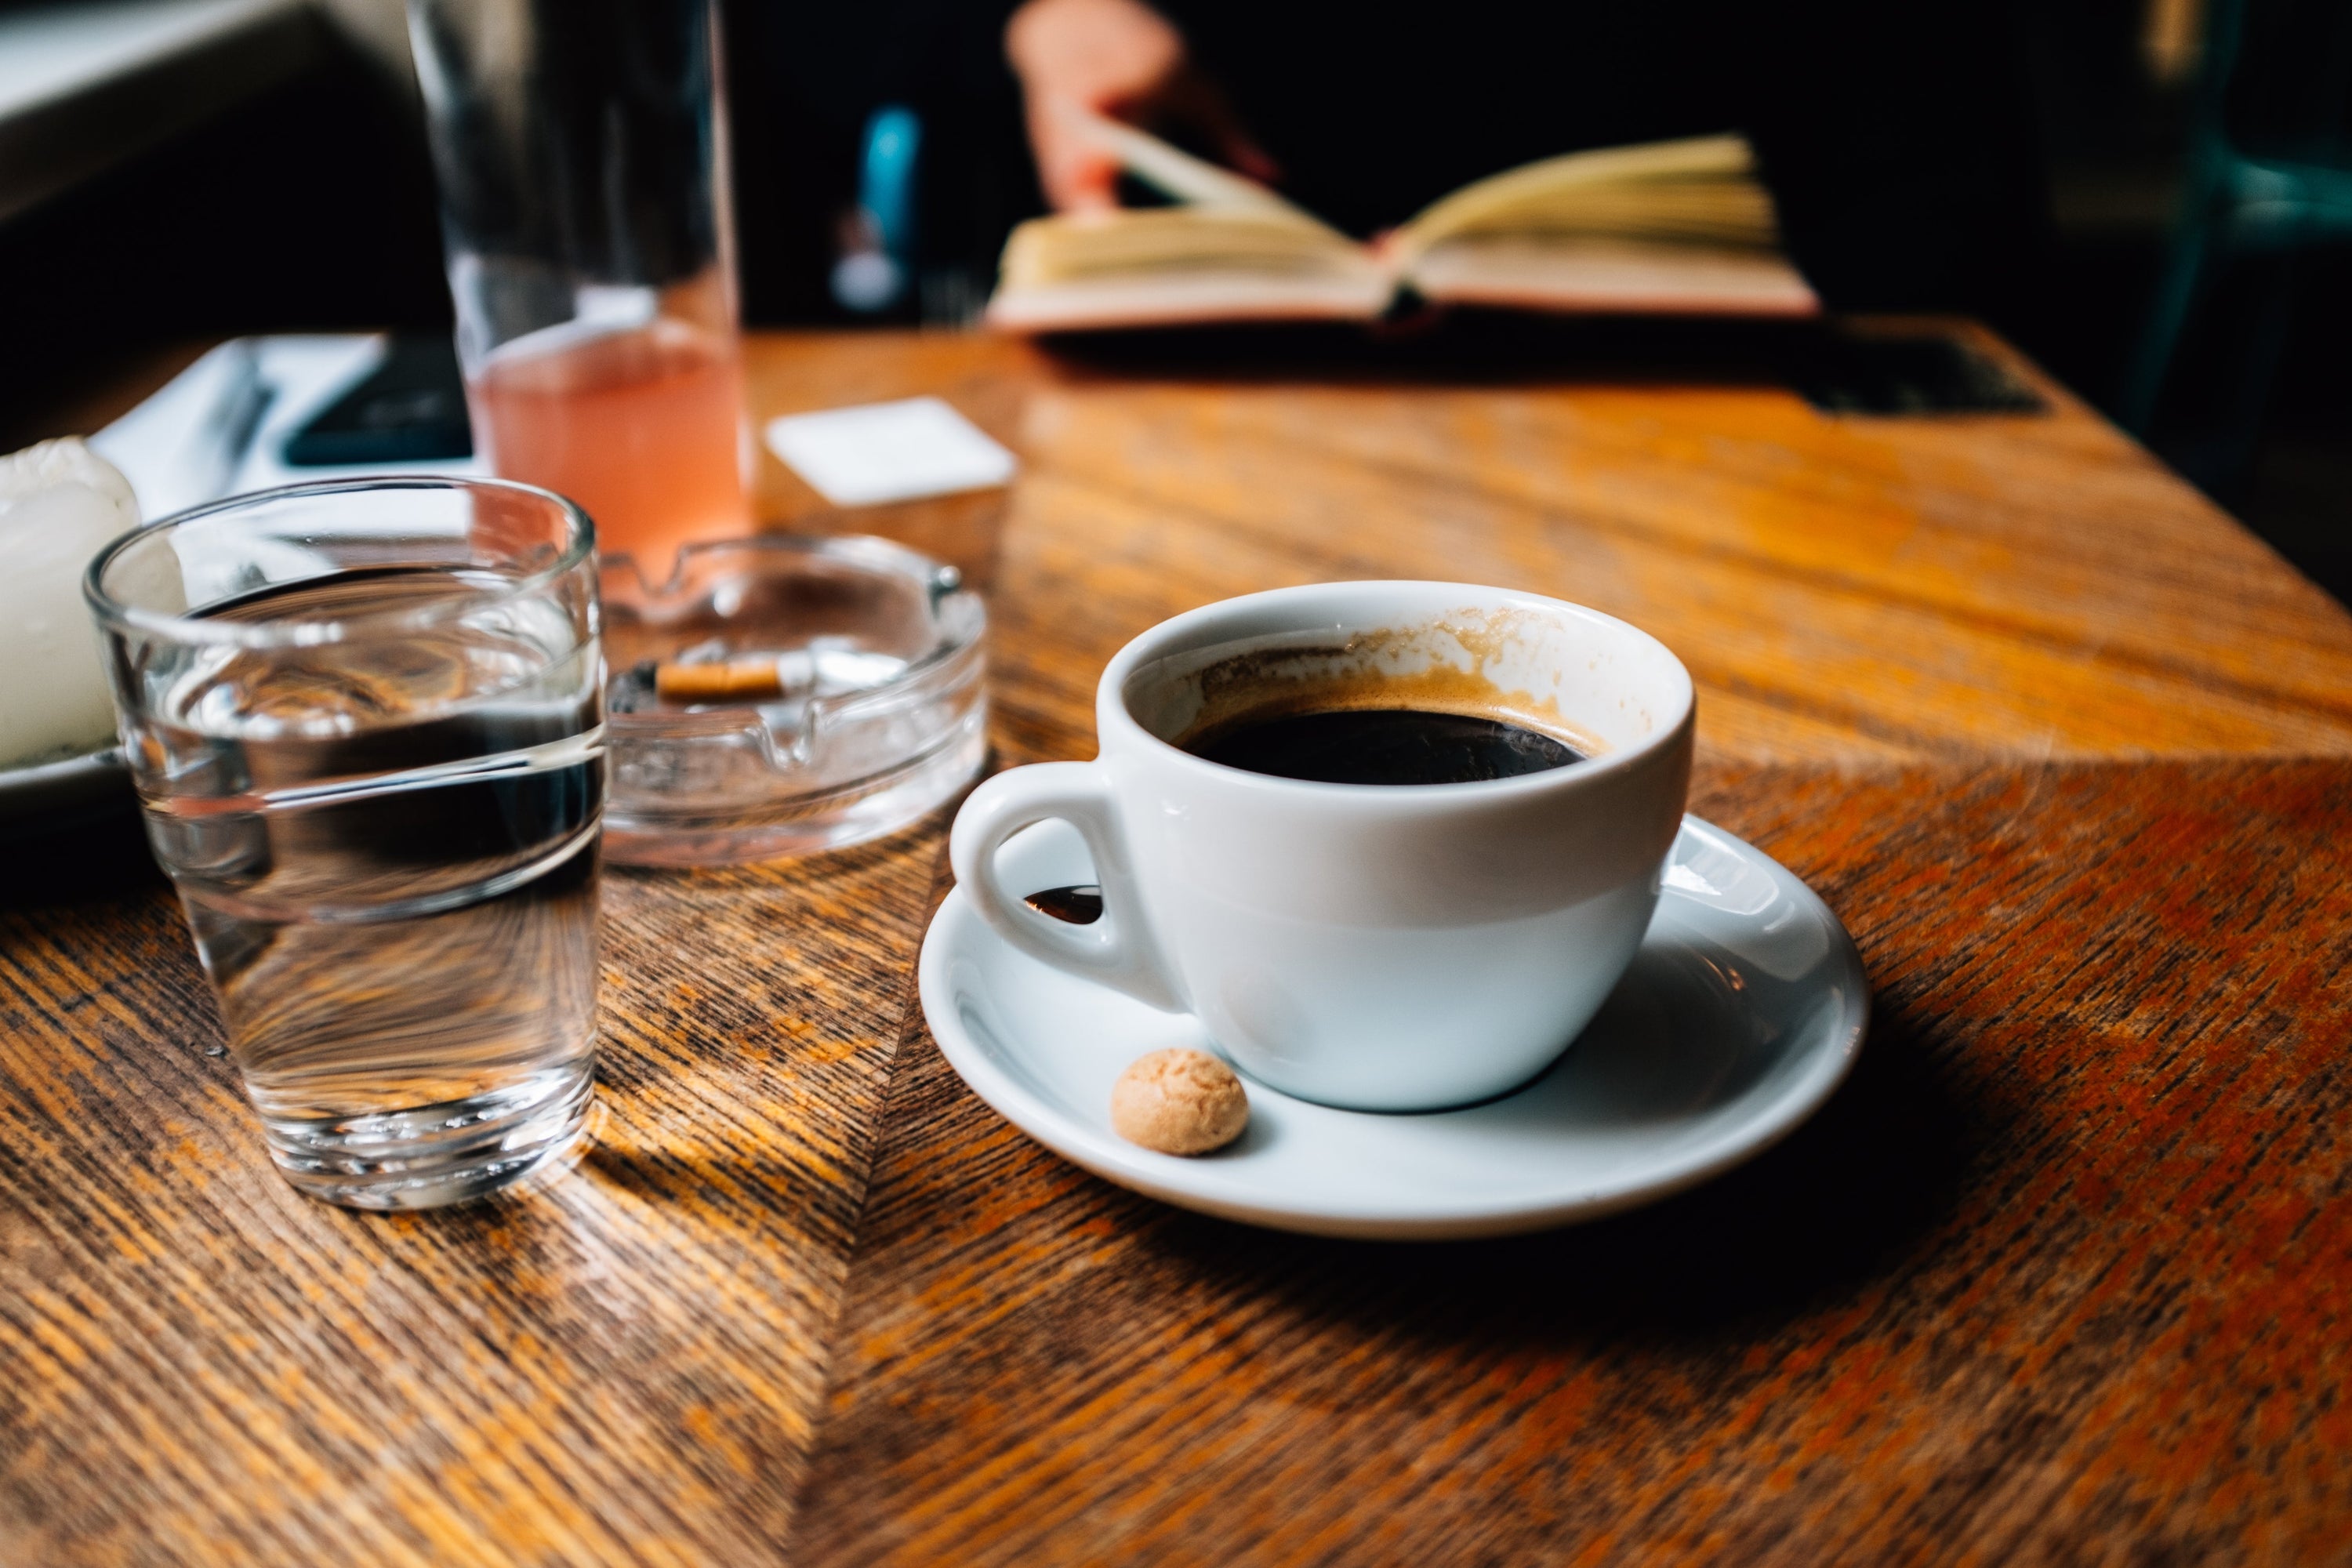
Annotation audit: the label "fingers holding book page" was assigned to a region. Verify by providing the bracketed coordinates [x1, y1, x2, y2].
[1007, 0, 1276, 212]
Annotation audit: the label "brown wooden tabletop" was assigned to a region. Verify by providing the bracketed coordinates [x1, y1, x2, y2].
[4, 325, 2350, 1566]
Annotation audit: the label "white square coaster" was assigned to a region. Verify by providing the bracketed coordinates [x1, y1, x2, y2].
[764, 396, 1017, 507]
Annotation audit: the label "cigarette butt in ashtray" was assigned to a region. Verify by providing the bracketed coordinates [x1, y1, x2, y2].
[656, 658, 786, 703]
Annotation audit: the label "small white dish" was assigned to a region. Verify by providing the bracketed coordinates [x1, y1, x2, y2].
[920, 815, 1868, 1240]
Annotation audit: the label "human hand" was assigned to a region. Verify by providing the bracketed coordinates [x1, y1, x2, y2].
[1005, 0, 1276, 212]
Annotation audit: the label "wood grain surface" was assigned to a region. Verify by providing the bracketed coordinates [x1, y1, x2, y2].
[3, 324, 2350, 1564]
[0, 833, 939, 1565]
[798, 758, 2352, 1564]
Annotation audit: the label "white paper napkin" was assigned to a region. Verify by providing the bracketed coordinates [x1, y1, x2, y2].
[764, 396, 1016, 506]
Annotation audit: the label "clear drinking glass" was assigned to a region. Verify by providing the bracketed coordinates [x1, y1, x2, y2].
[407, 0, 752, 574]
[85, 479, 605, 1210]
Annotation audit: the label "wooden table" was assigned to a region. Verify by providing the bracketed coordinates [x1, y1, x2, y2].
[5, 325, 2350, 1565]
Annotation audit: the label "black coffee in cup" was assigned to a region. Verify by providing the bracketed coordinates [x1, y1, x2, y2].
[1185, 706, 1586, 786]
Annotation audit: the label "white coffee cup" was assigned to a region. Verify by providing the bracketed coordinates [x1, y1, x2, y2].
[949, 581, 1695, 1112]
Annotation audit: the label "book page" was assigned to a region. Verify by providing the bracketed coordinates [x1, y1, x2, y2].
[1405, 238, 1819, 316]
[988, 208, 1391, 330]
[985, 271, 1396, 332]
[1388, 134, 1781, 264]
[987, 111, 1390, 332]
[999, 207, 1364, 286]
[1056, 103, 1315, 220]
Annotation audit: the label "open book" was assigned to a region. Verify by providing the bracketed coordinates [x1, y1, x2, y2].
[987, 111, 1819, 332]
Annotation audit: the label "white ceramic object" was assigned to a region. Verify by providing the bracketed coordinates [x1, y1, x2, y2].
[949, 581, 1695, 1112]
[0, 438, 141, 768]
[922, 815, 1867, 1240]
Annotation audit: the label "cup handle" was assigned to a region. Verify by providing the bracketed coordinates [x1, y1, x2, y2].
[949, 762, 1186, 1013]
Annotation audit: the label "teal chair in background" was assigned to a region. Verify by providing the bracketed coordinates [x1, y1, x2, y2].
[2121, 0, 2352, 489]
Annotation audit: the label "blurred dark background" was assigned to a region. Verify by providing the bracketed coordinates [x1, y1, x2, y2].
[1, 0, 2345, 603]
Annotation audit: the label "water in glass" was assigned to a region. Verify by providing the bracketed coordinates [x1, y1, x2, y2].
[141, 567, 603, 1208]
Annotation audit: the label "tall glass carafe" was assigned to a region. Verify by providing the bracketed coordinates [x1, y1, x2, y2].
[408, 0, 753, 575]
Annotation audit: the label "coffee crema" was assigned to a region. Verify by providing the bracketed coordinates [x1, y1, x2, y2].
[1185, 706, 1587, 786]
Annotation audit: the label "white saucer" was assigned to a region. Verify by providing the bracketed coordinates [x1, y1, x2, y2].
[919, 815, 1869, 1240]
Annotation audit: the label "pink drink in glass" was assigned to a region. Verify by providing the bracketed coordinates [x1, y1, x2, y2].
[470, 318, 751, 576]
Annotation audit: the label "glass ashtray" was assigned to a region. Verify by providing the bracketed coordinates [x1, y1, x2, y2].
[600, 534, 986, 865]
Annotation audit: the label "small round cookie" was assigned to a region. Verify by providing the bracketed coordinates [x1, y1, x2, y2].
[1110, 1048, 1249, 1156]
